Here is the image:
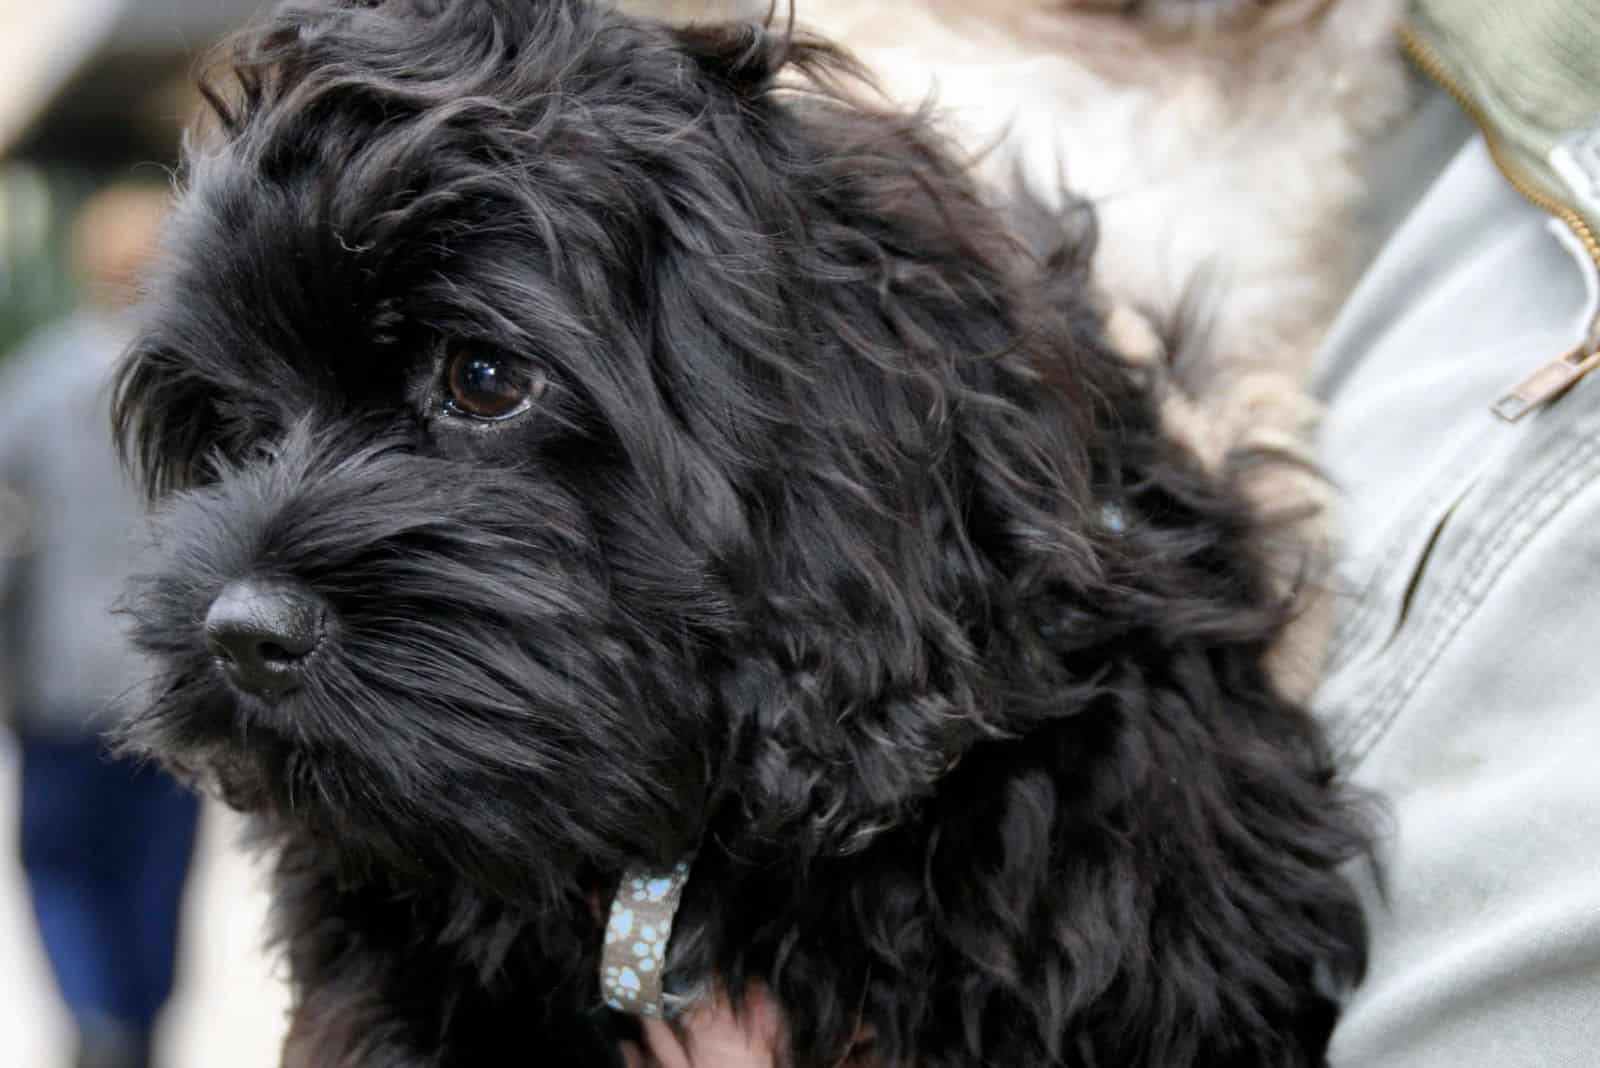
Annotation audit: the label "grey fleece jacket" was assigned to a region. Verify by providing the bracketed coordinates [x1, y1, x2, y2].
[1314, 2, 1600, 1060]
[0, 310, 150, 738]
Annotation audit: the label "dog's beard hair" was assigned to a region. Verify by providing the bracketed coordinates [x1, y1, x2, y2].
[113, 2, 1368, 1065]
[122, 425, 717, 899]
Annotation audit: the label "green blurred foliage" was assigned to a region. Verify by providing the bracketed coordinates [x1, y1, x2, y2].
[0, 166, 94, 361]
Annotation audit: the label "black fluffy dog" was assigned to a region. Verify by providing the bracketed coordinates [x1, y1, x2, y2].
[113, 1, 1369, 1064]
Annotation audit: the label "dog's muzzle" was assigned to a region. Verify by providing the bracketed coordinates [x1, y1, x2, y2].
[205, 578, 329, 699]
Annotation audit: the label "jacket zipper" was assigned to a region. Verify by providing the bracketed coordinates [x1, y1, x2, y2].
[1400, 25, 1600, 422]
[1400, 27, 1600, 271]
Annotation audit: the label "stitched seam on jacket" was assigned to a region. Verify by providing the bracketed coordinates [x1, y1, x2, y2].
[1324, 476, 1461, 677]
[1323, 425, 1507, 680]
[1333, 430, 1600, 765]
[1331, 433, 1569, 749]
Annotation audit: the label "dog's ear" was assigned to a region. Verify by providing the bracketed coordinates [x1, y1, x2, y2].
[672, 19, 791, 95]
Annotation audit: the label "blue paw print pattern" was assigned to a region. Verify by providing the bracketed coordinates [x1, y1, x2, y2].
[601, 859, 693, 1018]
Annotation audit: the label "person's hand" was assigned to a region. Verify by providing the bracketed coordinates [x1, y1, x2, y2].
[621, 986, 784, 1068]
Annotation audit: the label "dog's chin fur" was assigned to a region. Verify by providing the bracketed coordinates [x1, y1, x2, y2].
[114, 2, 1368, 1065]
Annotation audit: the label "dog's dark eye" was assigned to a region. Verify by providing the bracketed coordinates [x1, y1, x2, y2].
[444, 350, 543, 421]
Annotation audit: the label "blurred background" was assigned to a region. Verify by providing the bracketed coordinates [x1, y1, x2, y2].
[1, 6, 291, 1067]
[0, 3, 764, 1067]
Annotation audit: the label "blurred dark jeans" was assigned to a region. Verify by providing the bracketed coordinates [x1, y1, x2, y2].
[16, 730, 199, 1047]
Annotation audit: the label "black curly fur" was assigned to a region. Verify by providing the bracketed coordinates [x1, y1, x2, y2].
[111, 2, 1369, 1065]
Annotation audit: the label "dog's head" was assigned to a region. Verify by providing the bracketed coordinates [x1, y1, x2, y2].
[114, 0, 1272, 904]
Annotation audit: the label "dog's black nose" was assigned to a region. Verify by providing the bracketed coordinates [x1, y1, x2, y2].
[205, 579, 328, 698]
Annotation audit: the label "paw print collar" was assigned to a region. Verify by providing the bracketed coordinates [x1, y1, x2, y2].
[600, 858, 694, 1018]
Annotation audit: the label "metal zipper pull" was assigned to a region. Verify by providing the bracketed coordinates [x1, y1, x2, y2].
[1492, 322, 1600, 423]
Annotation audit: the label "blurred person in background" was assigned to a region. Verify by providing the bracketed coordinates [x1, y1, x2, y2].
[0, 181, 197, 1068]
